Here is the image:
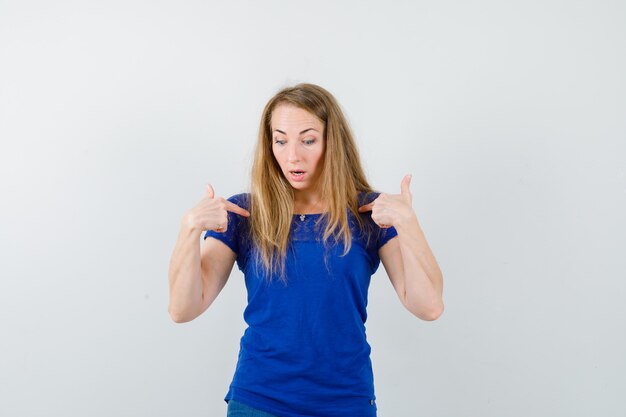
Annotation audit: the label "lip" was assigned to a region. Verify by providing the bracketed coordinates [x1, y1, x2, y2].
[289, 171, 307, 182]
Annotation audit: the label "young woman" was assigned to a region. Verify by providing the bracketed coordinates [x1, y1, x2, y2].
[168, 83, 444, 417]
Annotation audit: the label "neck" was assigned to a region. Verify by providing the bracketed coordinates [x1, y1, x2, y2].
[293, 188, 322, 205]
[294, 201, 326, 214]
[293, 195, 326, 214]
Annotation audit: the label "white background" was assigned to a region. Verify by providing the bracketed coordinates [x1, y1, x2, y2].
[1, 1, 625, 416]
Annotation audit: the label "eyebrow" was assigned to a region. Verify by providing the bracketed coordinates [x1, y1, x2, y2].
[273, 128, 318, 135]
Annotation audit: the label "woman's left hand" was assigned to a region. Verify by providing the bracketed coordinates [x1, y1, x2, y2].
[358, 174, 416, 229]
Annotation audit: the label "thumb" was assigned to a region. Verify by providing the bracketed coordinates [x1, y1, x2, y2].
[206, 183, 215, 199]
[401, 174, 412, 198]
[400, 174, 413, 203]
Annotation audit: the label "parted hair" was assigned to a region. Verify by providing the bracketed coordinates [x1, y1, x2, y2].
[249, 83, 375, 283]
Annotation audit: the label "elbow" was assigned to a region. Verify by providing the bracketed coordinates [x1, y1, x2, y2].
[408, 299, 444, 321]
[423, 302, 444, 321]
[168, 304, 195, 324]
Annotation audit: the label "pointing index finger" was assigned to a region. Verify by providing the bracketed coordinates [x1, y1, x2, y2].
[225, 201, 251, 217]
[358, 202, 374, 212]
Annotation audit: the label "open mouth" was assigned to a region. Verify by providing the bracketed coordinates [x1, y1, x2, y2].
[289, 170, 307, 181]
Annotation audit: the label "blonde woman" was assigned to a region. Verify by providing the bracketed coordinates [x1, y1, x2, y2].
[168, 83, 444, 417]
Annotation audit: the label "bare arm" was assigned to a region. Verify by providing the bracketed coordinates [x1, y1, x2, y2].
[167, 185, 249, 323]
[379, 222, 444, 321]
[167, 221, 235, 323]
[360, 175, 444, 321]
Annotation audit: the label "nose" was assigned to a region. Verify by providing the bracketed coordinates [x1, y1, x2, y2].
[286, 141, 300, 163]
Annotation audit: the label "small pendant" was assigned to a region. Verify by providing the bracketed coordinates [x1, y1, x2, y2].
[300, 214, 306, 221]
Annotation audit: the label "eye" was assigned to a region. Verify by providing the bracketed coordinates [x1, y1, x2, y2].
[303, 138, 316, 145]
[274, 139, 286, 145]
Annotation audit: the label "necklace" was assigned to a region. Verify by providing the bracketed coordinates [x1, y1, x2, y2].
[295, 200, 325, 221]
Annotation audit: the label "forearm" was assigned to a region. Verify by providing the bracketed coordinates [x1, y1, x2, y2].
[168, 218, 204, 322]
[395, 216, 444, 320]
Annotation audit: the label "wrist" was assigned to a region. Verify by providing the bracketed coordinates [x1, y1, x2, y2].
[180, 213, 203, 235]
[395, 213, 421, 234]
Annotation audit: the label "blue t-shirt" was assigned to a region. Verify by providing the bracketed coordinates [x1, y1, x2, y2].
[204, 192, 398, 417]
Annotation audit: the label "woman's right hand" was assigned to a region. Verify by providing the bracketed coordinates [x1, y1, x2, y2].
[182, 184, 250, 233]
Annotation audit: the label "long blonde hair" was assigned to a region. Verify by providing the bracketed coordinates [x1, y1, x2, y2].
[249, 83, 375, 283]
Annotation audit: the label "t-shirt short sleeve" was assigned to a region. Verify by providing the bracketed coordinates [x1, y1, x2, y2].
[377, 225, 398, 250]
[203, 194, 247, 255]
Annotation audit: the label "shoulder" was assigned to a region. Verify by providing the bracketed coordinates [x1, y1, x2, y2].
[357, 190, 382, 206]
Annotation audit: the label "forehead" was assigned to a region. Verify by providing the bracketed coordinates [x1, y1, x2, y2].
[270, 104, 324, 130]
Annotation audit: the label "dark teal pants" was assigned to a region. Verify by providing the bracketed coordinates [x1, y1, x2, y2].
[226, 399, 279, 417]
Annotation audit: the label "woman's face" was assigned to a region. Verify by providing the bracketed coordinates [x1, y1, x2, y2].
[271, 104, 325, 198]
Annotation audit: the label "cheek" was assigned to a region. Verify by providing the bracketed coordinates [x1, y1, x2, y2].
[271, 147, 281, 163]
[316, 150, 325, 167]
